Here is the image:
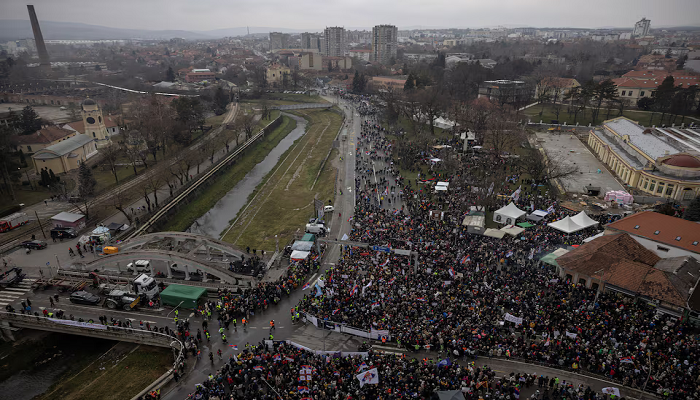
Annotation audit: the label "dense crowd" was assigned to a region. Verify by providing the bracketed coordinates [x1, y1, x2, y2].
[186, 99, 699, 399]
[186, 340, 613, 400]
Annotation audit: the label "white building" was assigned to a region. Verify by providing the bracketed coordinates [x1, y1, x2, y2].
[324, 27, 347, 57]
[633, 18, 651, 38]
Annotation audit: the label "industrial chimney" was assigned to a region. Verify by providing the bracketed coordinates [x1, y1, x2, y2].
[27, 5, 50, 67]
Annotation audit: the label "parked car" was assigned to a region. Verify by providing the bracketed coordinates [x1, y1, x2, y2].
[324, 205, 335, 213]
[51, 227, 77, 239]
[20, 240, 47, 250]
[69, 290, 101, 305]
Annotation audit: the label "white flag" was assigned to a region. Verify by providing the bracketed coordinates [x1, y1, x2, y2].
[356, 368, 379, 387]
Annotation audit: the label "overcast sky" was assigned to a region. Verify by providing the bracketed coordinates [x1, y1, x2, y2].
[5, 0, 700, 31]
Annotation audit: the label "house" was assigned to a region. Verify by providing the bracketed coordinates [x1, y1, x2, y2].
[535, 77, 581, 100]
[185, 71, 216, 83]
[556, 232, 700, 318]
[349, 49, 371, 62]
[322, 56, 353, 70]
[11, 126, 77, 154]
[266, 63, 291, 86]
[370, 76, 407, 91]
[604, 211, 700, 259]
[612, 70, 700, 103]
[64, 114, 121, 140]
[31, 134, 98, 174]
[299, 53, 323, 71]
[634, 54, 676, 71]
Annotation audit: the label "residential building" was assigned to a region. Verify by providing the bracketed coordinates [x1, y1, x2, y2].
[633, 18, 651, 38]
[324, 27, 346, 57]
[535, 77, 581, 100]
[301, 33, 320, 52]
[478, 80, 532, 106]
[299, 52, 323, 71]
[587, 117, 700, 201]
[605, 211, 700, 259]
[31, 134, 98, 174]
[322, 56, 352, 70]
[266, 63, 291, 87]
[349, 49, 371, 62]
[60, 99, 120, 146]
[555, 232, 700, 318]
[371, 25, 398, 64]
[11, 125, 77, 154]
[651, 47, 690, 58]
[634, 54, 676, 71]
[370, 75, 407, 91]
[404, 53, 438, 63]
[269, 32, 290, 51]
[612, 70, 699, 103]
[185, 71, 216, 83]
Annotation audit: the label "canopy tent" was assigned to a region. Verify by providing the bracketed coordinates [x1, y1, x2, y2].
[484, 228, 506, 239]
[290, 250, 311, 261]
[500, 225, 525, 237]
[533, 210, 549, 217]
[462, 215, 485, 235]
[571, 211, 599, 229]
[548, 216, 585, 234]
[436, 390, 466, 400]
[516, 222, 535, 228]
[291, 240, 314, 251]
[436, 181, 449, 188]
[540, 248, 570, 267]
[493, 202, 526, 225]
[160, 284, 207, 309]
[434, 185, 448, 192]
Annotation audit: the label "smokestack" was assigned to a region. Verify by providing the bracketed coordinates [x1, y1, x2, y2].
[27, 5, 50, 67]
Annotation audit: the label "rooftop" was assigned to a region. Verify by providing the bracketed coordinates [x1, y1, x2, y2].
[31, 134, 94, 159]
[604, 117, 682, 160]
[11, 126, 75, 146]
[606, 211, 700, 254]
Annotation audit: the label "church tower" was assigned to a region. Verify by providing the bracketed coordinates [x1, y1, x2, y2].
[81, 98, 110, 143]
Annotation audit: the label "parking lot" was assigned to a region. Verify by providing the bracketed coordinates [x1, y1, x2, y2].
[534, 131, 625, 195]
[1, 103, 73, 123]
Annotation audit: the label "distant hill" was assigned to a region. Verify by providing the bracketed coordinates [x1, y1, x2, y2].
[0, 20, 214, 41]
[200, 27, 316, 36]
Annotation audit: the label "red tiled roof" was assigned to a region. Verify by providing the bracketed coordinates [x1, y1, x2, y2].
[613, 77, 661, 88]
[10, 126, 75, 145]
[606, 211, 700, 254]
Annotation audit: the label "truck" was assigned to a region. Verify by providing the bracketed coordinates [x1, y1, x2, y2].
[104, 289, 140, 311]
[305, 218, 328, 235]
[0, 213, 29, 233]
[132, 273, 160, 300]
[0, 268, 26, 288]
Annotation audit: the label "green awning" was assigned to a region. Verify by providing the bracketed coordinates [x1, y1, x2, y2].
[159, 284, 207, 309]
[517, 222, 535, 228]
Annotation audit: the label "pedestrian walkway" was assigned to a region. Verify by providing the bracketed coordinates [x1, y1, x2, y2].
[0, 279, 35, 308]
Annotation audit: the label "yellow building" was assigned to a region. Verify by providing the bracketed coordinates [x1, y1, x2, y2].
[31, 134, 98, 174]
[266, 63, 291, 87]
[11, 125, 77, 154]
[587, 117, 700, 201]
[299, 52, 323, 71]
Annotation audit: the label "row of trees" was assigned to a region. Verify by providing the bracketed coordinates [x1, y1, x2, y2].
[638, 76, 699, 126]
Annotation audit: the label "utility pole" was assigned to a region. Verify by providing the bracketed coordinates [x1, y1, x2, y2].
[34, 210, 46, 239]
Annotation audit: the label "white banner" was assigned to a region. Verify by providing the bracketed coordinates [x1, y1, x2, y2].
[371, 329, 390, 340]
[356, 368, 379, 387]
[504, 313, 523, 325]
[342, 326, 371, 338]
[48, 318, 107, 330]
[565, 331, 578, 339]
[305, 313, 318, 327]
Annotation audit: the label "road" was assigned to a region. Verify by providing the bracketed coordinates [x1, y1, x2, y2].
[0, 100, 650, 400]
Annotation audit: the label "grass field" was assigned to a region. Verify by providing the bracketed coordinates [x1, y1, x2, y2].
[37, 344, 171, 400]
[221, 108, 343, 250]
[160, 115, 297, 232]
[522, 103, 676, 127]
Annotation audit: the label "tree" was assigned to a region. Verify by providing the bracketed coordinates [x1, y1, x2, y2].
[352, 71, 362, 93]
[516, 151, 578, 183]
[213, 87, 229, 115]
[76, 162, 96, 218]
[166, 66, 176, 82]
[591, 79, 618, 124]
[328, 61, 333, 72]
[281, 72, 290, 90]
[403, 73, 415, 91]
[171, 97, 205, 145]
[637, 97, 655, 111]
[20, 105, 42, 135]
[94, 64, 101, 71]
[109, 188, 133, 225]
[683, 197, 700, 222]
[417, 86, 446, 135]
[654, 76, 678, 126]
[239, 113, 256, 140]
[101, 142, 122, 184]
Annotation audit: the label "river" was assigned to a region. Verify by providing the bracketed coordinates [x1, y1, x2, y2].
[188, 113, 307, 238]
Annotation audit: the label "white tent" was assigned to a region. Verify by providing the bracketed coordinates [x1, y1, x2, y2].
[290, 250, 311, 261]
[548, 216, 585, 234]
[493, 202, 526, 225]
[500, 225, 525, 237]
[571, 211, 599, 229]
[484, 228, 506, 239]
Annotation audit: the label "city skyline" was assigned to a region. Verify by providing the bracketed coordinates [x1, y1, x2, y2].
[3, 0, 700, 33]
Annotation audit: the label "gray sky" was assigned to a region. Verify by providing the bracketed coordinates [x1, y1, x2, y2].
[5, 0, 700, 31]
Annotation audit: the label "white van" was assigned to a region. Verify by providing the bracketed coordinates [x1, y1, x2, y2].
[126, 260, 151, 273]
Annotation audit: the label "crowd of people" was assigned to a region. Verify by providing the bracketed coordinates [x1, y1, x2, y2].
[184, 98, 699, 399]
[185, 339, 614, 400]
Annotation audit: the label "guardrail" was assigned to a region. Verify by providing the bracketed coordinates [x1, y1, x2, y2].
[0, 311, 184, 367]
[273, 103, 333, 110]
[125, 116, 282, 240]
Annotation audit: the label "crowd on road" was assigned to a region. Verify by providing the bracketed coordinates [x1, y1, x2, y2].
[184, 98, 699, 399]
[185, 340, 616, 400]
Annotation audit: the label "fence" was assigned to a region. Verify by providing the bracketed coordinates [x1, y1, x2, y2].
[303, 312, 391, 341]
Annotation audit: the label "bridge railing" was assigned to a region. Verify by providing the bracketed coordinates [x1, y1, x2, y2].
[0, 311, 184, 369]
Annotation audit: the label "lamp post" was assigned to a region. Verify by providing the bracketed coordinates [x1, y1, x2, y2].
[594, 268, 604, 302]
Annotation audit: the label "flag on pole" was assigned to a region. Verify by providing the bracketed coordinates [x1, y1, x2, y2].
[449, 267, 455, 277]
[332, 309, 340, 315]
[253, 366, 264, 371]
[298, 386, 310, 394]
[371, 301, 381, 308]
[460, 255, 470, 264]
[356, 362, 368, 372]
[229, 344, 238, 349]
[356, 368, 379, 387]
[302, 282, 311, 290]
[273, 354, 281, 361]
[416, 297, 427, 302]
[620, 356, 634, 364]
[350, 284, 359, 296]
[547, 204, 556, 214]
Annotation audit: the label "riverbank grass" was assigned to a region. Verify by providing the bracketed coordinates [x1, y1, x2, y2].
[221, 108, 343, 250]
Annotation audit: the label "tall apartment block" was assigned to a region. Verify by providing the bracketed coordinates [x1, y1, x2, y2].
[633, 18, 651, 38]
[371, 24, 398, 64]
[269, 32, 289, 51]
[324, 27, 346, 57]
[301, 32, 321, 52]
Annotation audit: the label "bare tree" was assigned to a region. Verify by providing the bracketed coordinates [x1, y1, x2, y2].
[100, 142, 123, 184]
[482, 108, 523, 159]
[144, 171, 163, 209]
[109, 187, 134, 224]
[239, 112, 256, 140]
[416, 86, 446, 135]
[516, 150, 579, 183]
